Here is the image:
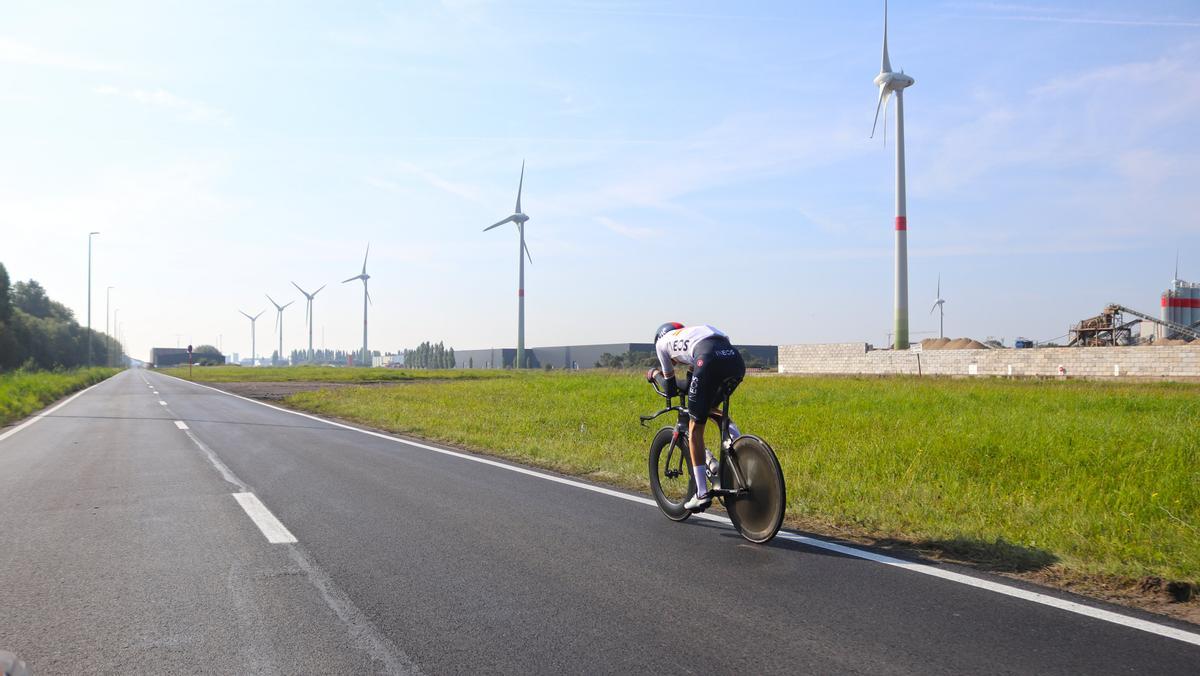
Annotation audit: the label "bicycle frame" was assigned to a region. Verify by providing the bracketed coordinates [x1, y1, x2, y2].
[640, 379, 749, 499]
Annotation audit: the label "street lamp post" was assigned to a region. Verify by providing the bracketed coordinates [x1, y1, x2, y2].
[105, 286, 114, 367]
[87, 231, 100, 366]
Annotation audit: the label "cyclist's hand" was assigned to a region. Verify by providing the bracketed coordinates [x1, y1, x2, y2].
[645, 367, 661, 384]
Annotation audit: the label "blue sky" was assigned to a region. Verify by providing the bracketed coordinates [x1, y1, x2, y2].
[2, 1, 1199, 359]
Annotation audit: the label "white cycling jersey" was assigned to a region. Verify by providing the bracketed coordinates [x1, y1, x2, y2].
[656, 325, 727, 376]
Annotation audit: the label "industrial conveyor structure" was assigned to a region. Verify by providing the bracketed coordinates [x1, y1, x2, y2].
[1069, 304, 1200, 346]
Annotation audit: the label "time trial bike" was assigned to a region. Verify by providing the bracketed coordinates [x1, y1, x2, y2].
[640, 375, 786, 543]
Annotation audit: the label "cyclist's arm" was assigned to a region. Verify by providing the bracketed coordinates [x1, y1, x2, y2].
[655, 337, 675, 377]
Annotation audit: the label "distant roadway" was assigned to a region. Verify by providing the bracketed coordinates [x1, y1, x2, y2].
[0, 369, 1197, 674]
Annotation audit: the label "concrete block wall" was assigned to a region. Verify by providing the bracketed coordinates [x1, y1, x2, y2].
[778, 343, 1200, 379]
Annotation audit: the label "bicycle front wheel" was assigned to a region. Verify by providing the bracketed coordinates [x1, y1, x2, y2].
[648, 427, 694, 522]
[721, 435, 786, 543]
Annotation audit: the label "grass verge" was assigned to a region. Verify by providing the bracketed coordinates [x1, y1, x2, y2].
[168, 368, 1200, 599]
[0, 367, 121, 426]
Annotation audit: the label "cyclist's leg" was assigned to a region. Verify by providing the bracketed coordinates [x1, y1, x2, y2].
[685, 341, 742, 497]
[685, 347, 720, 501]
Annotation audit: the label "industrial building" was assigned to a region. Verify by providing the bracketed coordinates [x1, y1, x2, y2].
[454, 343, 778, 370]
[149, 347, 230, 368]
[1161, 277, 1200, 339]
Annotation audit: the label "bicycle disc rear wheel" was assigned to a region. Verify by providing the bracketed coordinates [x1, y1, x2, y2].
[648, 427, 694, 522]
[721, 435, 785, 543]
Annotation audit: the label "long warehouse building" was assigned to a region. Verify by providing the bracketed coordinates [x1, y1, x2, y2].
[455, 343, 777, 370]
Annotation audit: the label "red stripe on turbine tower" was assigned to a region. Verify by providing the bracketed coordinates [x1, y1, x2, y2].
[895, 216, 907, 231]
[518, 289, 524, 297]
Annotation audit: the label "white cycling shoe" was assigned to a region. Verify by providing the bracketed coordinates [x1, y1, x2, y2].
[684, 492, 712, 513]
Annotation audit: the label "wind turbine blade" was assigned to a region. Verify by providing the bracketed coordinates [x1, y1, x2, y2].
[266, 293, 280, 310]
[365, 285, 373, 306]
[239, 310, 252, 320]
[871, 87, 887, 139]
[937, 274, 941, 298]
[484, 215, 516, 231]
[931, 302, 938, 315]
[253, 311, 264, 321]
[523, 237, 533, 264]
[515, 159, 525, 214]
[283, 301, 294, 310]
[342, 275, 360, 284]
[291, 281, 310, 297]
[882, 0, 892, 74]
[362, 243, 370, 274]
[314, 284, 326, 296]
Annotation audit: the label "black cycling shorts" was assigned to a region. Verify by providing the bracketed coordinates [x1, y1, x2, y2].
[686, 337, 745, 423]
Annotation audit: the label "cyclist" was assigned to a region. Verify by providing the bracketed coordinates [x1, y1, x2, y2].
[646, 322, 745, 512]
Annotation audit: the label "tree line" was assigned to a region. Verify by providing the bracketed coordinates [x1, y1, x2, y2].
[403, 341, 455, 369]
[0, 262, 124, 370]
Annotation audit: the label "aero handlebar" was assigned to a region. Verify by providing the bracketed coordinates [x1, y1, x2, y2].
[639, 404, 687, 427]
[641, 374, 687, 426]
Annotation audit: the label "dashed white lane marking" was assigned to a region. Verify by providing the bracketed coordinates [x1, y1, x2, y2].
[174, 420, 189, 430]
[232, 492, 297, 544]
[153, 372, 1200, 649]
[158, 400, 167, 406]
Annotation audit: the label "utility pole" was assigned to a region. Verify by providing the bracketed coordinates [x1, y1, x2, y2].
[87, 232, 100, 365]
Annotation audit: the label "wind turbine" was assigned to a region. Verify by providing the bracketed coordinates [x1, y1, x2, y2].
[238, 309, 265, 367]
[483, 160, 533, 369]
[341, 244, 372, 366]
[266, 294, 294, 366]
[930, 274, 945, 340]
[291, 281, 326, 363]
[871, 0, 916, 350]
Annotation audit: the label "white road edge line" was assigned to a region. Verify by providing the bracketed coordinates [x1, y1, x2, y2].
[232, 492, 298, 544]
[0, 377, 113, 444]
[158, 400, 167, 406]
[151, 371, 1200, 648]
[174, 420, 189, 430]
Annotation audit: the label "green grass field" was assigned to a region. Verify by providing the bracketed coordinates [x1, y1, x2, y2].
[0, 368, 121, 426]
[163, 367, 1200, 588]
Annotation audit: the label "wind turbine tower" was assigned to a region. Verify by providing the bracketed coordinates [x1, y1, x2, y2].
[930, 274, 945, 340]
[239, 309, 265, 366]
[292, 282, 326, 363]
[341, 244, 372, 366]
[484, 161, 533, 369]
[266, 294, 294, 366]
[871, 0, 916, 349]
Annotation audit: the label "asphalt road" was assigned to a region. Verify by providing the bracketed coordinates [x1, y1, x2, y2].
[1, 369, 1197, 674]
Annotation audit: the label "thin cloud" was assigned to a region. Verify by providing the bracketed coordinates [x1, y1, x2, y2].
[945, 3, 1200, 28]
[595, 216, 660, 240]
[373, 162, 487, 203]
[93, 86, 231, 125]
[0, 37, 116, 71]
